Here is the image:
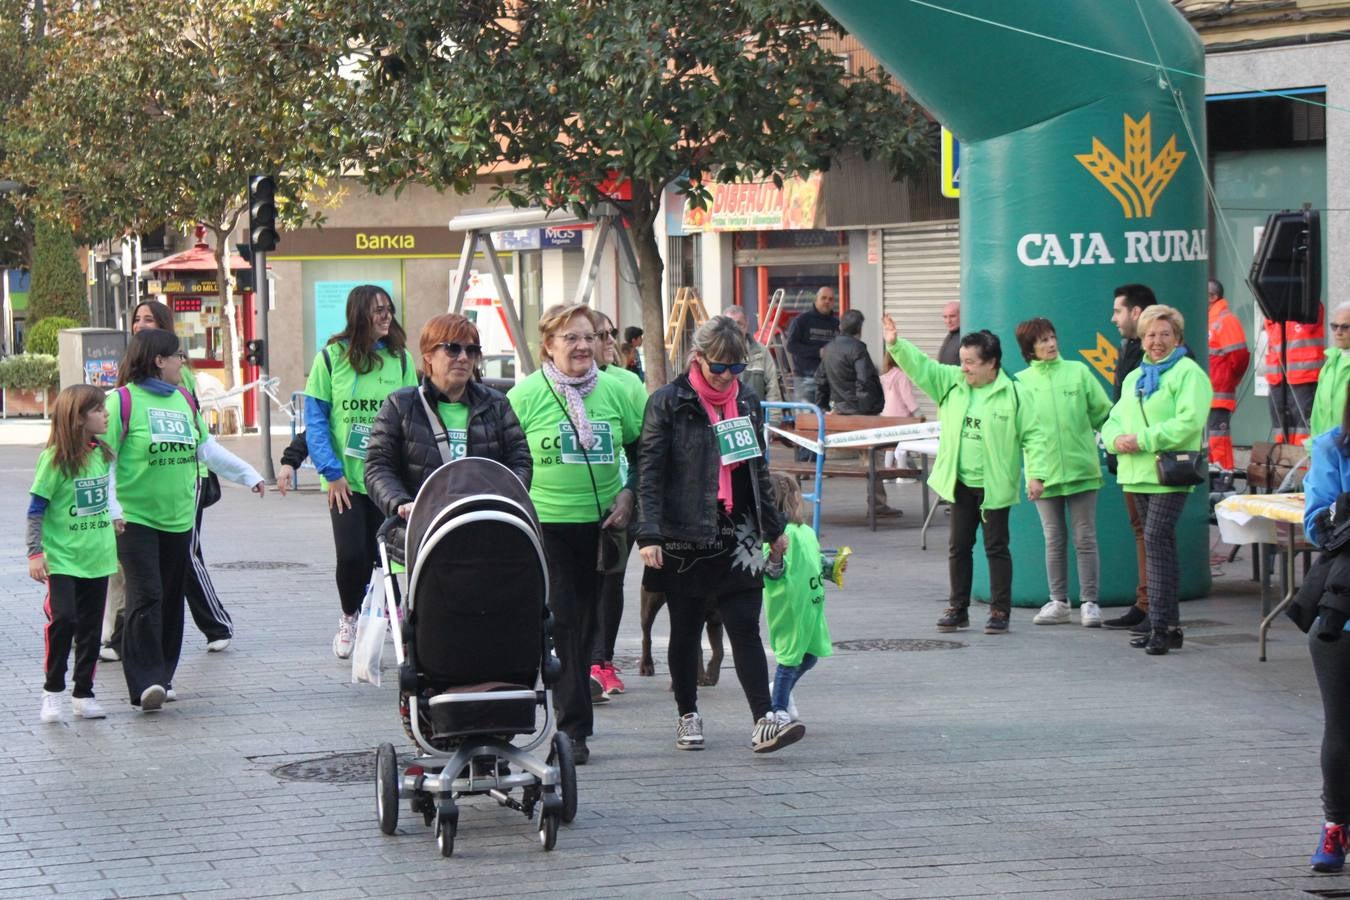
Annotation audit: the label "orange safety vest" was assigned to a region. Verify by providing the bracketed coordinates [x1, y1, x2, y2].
[1207, 298, 1250, 412]
[1264, 306, 1325, 386]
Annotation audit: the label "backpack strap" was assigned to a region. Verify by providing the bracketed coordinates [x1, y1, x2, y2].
[322, 346, 333, 375]
[117, 386, 131, 436]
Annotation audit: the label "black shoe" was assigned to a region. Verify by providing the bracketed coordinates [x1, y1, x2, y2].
[983, 611, 1010, 635]
[1149, 627, 1183, 655]
[1129, 618, 1152, 635]
[572, 738, 590, 766]
[937, 607, 970, 632]
[1102, 606, 1147, 630]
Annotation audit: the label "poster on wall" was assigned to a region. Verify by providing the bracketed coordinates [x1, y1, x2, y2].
[314, 280, 397, 356]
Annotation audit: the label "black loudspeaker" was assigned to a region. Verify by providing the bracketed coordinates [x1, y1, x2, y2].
[1249, 209, 1321, 323]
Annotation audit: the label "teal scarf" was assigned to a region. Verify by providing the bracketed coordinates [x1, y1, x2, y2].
[1135, 346, 1186, 399]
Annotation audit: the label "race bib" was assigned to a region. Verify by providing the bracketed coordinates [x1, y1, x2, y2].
[713, 416, 762, 464]
[147, 407, 196, 445]
[559, 420, 615, 464]
[446, 429, 467, 462]
[73, 474, 109, 516]
[344, 423, 372, 460]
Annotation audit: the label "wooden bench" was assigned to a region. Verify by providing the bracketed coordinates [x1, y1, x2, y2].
[766, 409, 928, 531]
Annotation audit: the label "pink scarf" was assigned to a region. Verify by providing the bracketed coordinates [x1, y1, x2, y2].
[688, 363, 741, 512]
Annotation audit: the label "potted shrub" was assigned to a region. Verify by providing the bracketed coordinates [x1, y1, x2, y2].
[0, 354, 61, 417]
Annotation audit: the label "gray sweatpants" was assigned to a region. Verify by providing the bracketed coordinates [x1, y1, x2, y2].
[1033, 489, 1099, 605]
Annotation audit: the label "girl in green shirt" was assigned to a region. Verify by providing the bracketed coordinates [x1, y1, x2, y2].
[28, 385, 120, 723]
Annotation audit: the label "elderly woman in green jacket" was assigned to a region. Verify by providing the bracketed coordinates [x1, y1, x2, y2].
[1101, 304, 1212, 656]
[883, 314, 1046, 635]
[1015, 317, 1114, 629]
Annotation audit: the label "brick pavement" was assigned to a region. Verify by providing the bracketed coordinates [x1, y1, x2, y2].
[2, 429, 1349, 898]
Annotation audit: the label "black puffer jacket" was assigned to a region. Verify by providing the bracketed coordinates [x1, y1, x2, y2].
[816, 333, 883, 415]
[636, 373, 784, 547]
[365, 377, 531, 517]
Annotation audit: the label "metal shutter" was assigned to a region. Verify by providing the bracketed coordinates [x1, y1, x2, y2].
[881, 220, 961, 419]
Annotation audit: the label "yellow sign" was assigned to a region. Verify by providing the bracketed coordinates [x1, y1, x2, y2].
[1075, 113, 1185, 219]
[1080, 332, 1118, 384]
[940, 127, 959, 199]
[356, 232, 416, 251]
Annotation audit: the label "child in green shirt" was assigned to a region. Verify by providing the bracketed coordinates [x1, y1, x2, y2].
[27, 385, 121, 723]
[762, 473, 849, 749]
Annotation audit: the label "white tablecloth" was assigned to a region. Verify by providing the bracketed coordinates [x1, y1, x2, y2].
[1214, 492, 1306, 545]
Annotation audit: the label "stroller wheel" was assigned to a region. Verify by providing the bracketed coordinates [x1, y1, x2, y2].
[538, 808, 559, 851]
[375, 743, 399, 835]
[550, 733, 578, 825]
[435, 807, 458, 857]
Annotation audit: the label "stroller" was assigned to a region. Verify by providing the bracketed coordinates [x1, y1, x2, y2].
[371, 457, 576, 856]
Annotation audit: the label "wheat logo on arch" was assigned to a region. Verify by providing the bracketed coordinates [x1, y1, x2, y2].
[1075, 113, 1186, 219]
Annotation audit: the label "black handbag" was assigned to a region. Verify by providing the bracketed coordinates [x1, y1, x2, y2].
[199, 472, 223, 508]
[1137, 394, 1207, 487]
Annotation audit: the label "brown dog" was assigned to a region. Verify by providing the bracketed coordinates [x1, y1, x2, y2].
[638, 587, 724, 687]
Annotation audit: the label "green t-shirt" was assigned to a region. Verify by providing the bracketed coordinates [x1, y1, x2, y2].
[956, 382, 993, 487]
[304, 343, 418, 493]
[762, 522, 833, 668]
[435, 401, 470, 462]
[29, 447, 118, 579]
[601, 364, 648, 486]
[506, 368, 643, 524]
[106, 384, 210, 532]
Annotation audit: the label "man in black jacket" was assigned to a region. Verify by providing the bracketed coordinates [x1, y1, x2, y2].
[938, 301, 962, 365]
[816, 310, 898, 517]
[785, 287, 839, 460]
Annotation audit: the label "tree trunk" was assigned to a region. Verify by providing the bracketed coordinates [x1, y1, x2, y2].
[628, 180, 668, 391]
[210, 226, 240, 433]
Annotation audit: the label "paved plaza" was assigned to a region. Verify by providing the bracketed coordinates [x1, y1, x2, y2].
[3, 428, 1350, 899]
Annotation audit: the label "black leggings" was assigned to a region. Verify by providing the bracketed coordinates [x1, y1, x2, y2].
[542, 522, 601, 742]
[591, 530, 634, 665]
[1311, 628, 1350, 823]
[667, 587, 770, 723]
[43, 574, 108, 697]
[330, 491, 382, 616]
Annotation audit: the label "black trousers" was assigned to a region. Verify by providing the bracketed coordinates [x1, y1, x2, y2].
[1268, 381, 1317, 443]
[43, 574, 108, 697]
[591, 529, 634, 665]
[1311, 628, 1350, 823]
[542, 522, 601, 742]
[667, 587, 771, 723]
[118, 523, 193, 704]
[948, 481, 1012, 615]
[330, 490, 383, 616]
[184, 477, 232, 641]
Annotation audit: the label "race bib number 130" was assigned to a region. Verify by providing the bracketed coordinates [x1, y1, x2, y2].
[147, 407, 195, 445]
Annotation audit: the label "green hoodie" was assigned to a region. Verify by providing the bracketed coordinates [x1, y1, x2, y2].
[1100, 355, 1212, 494]
[886, 337, 1046, 512]
[1311, 348, 1350, 440]
[1016, 357, 1112, 499]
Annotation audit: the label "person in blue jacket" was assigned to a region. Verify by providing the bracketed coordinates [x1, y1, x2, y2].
[1302, 393, 1350, 873]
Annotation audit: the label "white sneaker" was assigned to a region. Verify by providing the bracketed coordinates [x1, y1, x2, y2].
[206, 638, 230, 652]
[165, 688, 177, 703]
[1033, 600, 1071, 625]
[675, 712, 705, 750]
[72, 696, 106, 719]
[332, 614, 357, 659]
[139, 684, 166, 711]
[99, 645, 120, 662]
[787, 693, 800, 723]
[1080, 601, 1103, 628]
[40, 690, 63, 723]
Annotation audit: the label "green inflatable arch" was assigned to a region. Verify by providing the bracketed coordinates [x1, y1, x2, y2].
[822, 0, 1211, 604]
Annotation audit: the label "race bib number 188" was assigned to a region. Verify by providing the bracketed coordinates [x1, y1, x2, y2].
[713, 416, 761, 464]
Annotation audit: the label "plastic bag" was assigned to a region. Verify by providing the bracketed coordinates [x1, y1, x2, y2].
[351, 577, 386, 686]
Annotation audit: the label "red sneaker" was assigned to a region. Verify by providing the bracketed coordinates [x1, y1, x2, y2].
[602, 662, 625, 695]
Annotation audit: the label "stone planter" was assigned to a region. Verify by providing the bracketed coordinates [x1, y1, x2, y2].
[2, 386, 58, 418]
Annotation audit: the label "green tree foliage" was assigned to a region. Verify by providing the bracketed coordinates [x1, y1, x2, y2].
[28, 220, 86, 324]
[0, 0, 44, 269]
[6, 0, 347, 390]
[23, 317, 79, 356]
[296, 0, 933, 387]
[0, 353, 59, 389]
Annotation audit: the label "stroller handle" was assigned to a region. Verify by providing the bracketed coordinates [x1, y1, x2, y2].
[376, 513, 403, 545]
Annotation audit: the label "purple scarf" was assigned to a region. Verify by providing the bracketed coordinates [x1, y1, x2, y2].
[543, 359, 599, 449]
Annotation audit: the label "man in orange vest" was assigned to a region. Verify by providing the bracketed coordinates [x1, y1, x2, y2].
[1207, 279, 1250, 469]
[1264, 302, 1325, 445]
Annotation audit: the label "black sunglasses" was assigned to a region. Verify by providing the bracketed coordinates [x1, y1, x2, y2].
[599, 328, 620, 340]
[705, 361, 747, 375]
[435, 341, 483, 358]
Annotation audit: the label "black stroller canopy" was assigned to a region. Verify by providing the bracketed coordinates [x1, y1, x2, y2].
[405, 458, 540, 567]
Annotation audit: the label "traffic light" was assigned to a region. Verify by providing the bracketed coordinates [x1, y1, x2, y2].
[245, 339, 266, 367]
[248, 175, 279, 252]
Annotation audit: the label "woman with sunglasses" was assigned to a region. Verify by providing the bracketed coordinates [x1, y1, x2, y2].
[587, 312, 649, 701]
[506, 303, 643, 766]
[106, 329, 264, 711]
[365, 314, 531, 526]
[636, 316, 789, 753]
[303, 285, 419, 659]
